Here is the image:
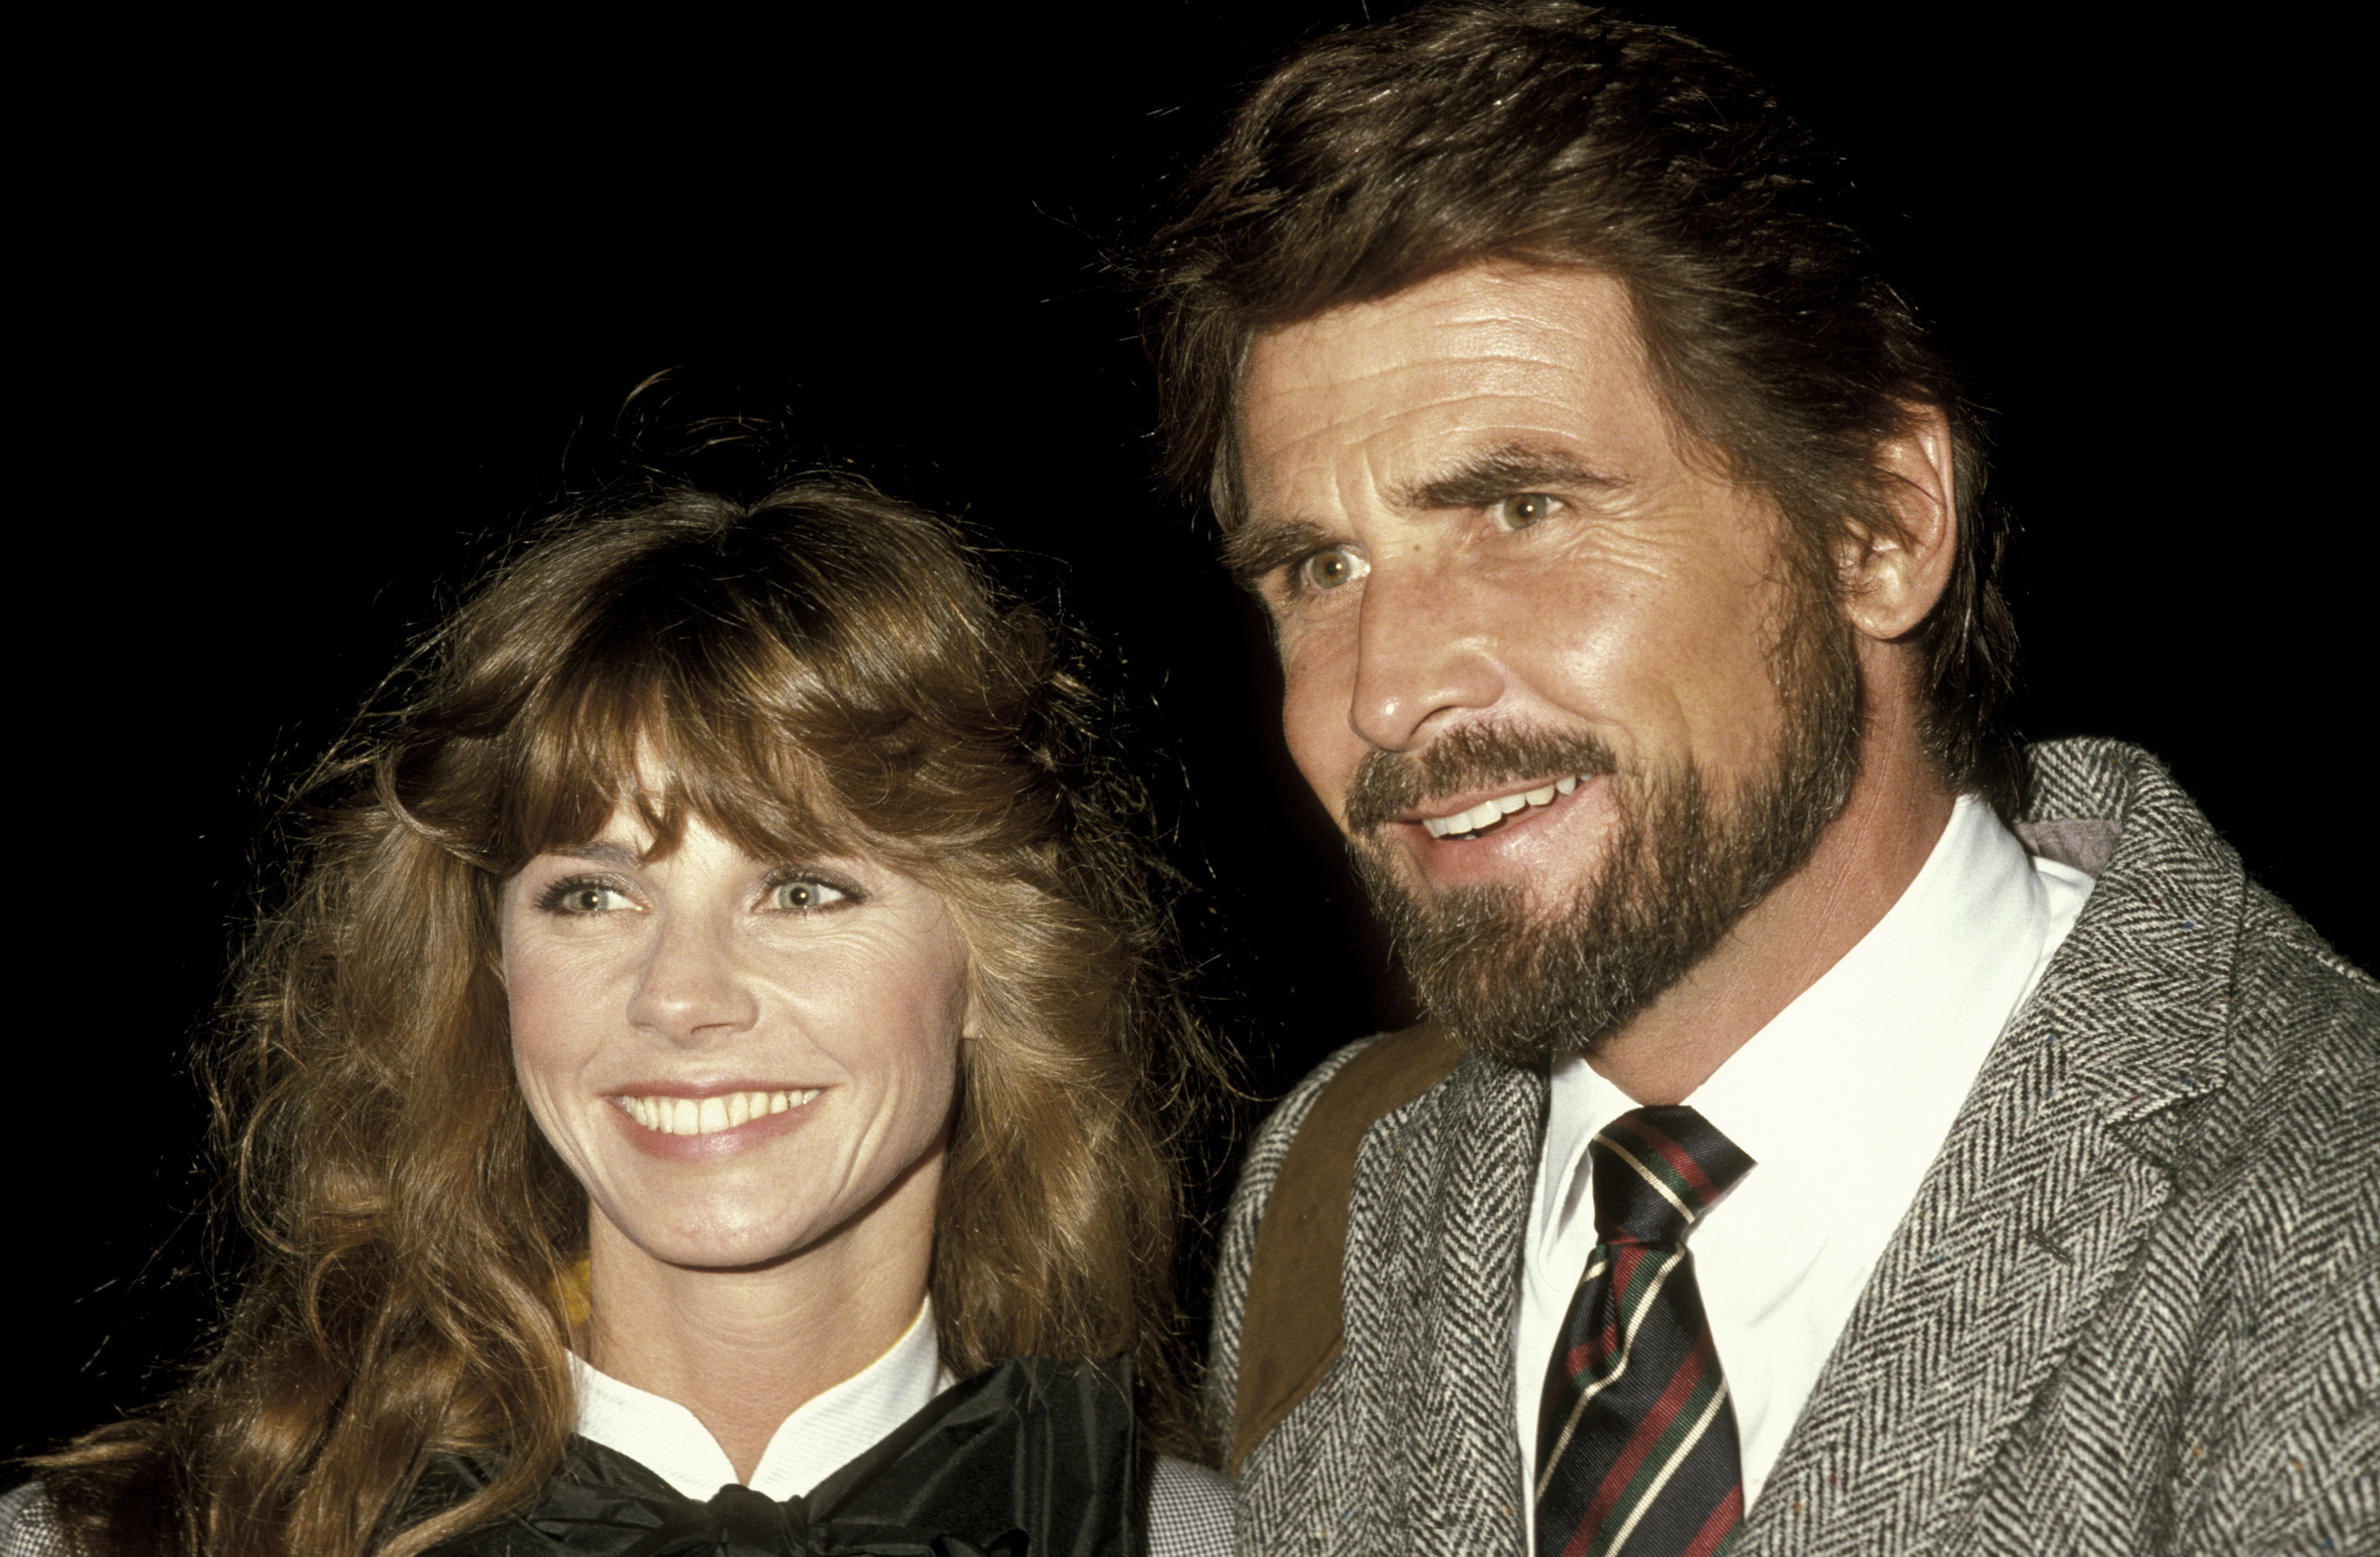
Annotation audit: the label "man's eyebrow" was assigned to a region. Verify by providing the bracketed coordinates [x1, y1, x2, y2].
[1219, 517, 1329, 591]
[1392, 444, 1627, 512]
[1216, 445, 1624, 589]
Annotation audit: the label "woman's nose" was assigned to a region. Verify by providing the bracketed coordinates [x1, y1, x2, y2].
[624, 913, 759, 1045]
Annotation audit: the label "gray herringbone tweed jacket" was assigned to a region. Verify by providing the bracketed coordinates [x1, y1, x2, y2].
[1210, 740, 2378, 1555]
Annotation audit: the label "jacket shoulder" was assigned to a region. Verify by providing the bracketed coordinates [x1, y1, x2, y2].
[1206, 1025, 1463, 1461]
[1964, 739, 2380, 1551]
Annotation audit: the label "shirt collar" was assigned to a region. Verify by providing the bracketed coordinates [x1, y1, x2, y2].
[570, 1295, 950, 1501]
[1536, 792, 2058, 1251]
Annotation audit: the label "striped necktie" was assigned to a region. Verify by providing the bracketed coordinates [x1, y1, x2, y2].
[1535, 1105, 1754, 1557]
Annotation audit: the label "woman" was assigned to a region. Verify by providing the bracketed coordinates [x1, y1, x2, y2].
[7, 479, 1230, 1555]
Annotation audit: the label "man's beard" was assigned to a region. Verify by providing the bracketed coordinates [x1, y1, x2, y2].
[1341, 583, 1863, 1066]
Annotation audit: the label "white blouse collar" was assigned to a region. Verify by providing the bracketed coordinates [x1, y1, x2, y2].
[569, 1296, 950, 1501]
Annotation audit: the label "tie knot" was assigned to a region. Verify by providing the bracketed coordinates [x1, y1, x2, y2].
[1587, 1105, 1752, 1248]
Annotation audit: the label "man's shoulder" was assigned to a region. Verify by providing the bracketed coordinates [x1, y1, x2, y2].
[1210, 1022, 1516, 1473]
[1212, 1023, 1540, 1548]
[1207, 1030, 1418, 1436]
[1944, 740, 2380, 1550]
[2018, 735, 2375, 1027]
[2226, 864, 2378, 1107]
[2016, 734, 2375, 1205]
[1277, 1023, 1469, 1136]
[1242, 1035, 1388, 1176]
[1238, 1024, 1469, 1198]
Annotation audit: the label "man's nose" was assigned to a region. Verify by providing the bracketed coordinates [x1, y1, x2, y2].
[1346, 556, 1504, 752]
[625, 912, 760, 1046]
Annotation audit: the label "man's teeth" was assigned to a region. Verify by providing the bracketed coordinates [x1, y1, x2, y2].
[1422, 775, 1583, 839]
[620, 1089, 820, 1136]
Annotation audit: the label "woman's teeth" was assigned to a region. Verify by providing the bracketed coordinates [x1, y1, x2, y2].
[619, 1089, 819, 1136]
[1422, 775, 1583, 840]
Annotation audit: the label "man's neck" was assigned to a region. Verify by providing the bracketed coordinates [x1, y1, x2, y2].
[1587, 700, 1955, 1105]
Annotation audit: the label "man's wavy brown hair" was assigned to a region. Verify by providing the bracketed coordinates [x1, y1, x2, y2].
[34, 480, 1211, 1555]
[1142, 0, 2019, 800]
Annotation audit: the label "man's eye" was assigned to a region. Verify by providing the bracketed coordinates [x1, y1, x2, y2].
[1296, 546, 1368, 593]
[1495, 493, 1560, 530]
[770, 877, 852, 913]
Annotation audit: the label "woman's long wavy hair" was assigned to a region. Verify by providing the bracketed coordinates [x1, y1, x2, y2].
[35, 479, 1212, 1555]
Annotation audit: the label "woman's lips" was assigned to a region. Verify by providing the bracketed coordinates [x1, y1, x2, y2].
[612, 1087, 822, 1138]
[602, 1086, 827, 1161]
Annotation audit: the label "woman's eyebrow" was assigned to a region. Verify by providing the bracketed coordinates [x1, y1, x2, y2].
[551, 841, 642, 869]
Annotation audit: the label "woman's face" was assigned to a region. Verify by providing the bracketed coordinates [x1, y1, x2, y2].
[501, 810, 969, 1278]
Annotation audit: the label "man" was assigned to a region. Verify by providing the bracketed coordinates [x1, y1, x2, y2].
[1142, 4, 2377, 1554]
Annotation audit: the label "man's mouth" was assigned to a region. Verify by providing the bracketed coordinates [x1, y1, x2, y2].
[1419, 775, 1584, 840]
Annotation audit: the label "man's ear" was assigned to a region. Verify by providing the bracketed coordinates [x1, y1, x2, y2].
[1837, 404, 1956, 642]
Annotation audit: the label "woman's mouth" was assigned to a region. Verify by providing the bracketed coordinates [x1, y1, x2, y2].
[615, 1088, 820, 1137]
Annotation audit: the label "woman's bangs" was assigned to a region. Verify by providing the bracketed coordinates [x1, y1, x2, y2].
[497, 622, 857, 870]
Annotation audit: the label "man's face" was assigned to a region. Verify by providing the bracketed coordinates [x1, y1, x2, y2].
[1234, 263, 1859, 1058]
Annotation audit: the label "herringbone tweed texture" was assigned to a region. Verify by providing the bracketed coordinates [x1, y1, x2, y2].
[1210, 740, 2378, 1555]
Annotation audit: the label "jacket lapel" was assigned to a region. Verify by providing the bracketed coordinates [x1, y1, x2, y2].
[1745, 744, 2240, 1554]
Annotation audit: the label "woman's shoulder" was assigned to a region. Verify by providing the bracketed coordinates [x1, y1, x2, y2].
[0, 1482, 73, 1557]
[1147, 1455, 1232, 1557]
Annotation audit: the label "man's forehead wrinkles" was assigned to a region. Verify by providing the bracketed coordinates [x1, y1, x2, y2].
[1314, 386, 1586, 467]
[1269, 345, 1592, 409]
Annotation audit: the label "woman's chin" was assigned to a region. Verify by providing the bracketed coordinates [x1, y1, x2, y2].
[588, 1168, 940, 1287]
[596, 1207, 825, 1277]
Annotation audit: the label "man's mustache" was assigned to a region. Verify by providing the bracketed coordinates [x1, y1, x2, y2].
[1342, 724, 1620, 836]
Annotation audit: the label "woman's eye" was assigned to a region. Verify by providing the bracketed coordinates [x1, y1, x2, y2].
[770, 877, 852, 913]
[1495, 493, 1560, 530]
[543, 881, 631, 915]
[1296, 545, 1368, 594]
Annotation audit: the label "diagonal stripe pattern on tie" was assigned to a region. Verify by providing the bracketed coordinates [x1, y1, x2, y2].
[1537, 1105, 1755, 1557]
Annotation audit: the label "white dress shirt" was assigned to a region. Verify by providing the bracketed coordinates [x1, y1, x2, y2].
[1514, 794, 2096, 1527]
[572, 1297, 950, 1500]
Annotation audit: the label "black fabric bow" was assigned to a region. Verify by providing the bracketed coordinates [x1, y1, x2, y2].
[416, 1355, 1139, 1556]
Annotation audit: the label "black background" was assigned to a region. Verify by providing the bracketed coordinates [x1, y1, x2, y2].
[13, 4, 2364, 1469]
